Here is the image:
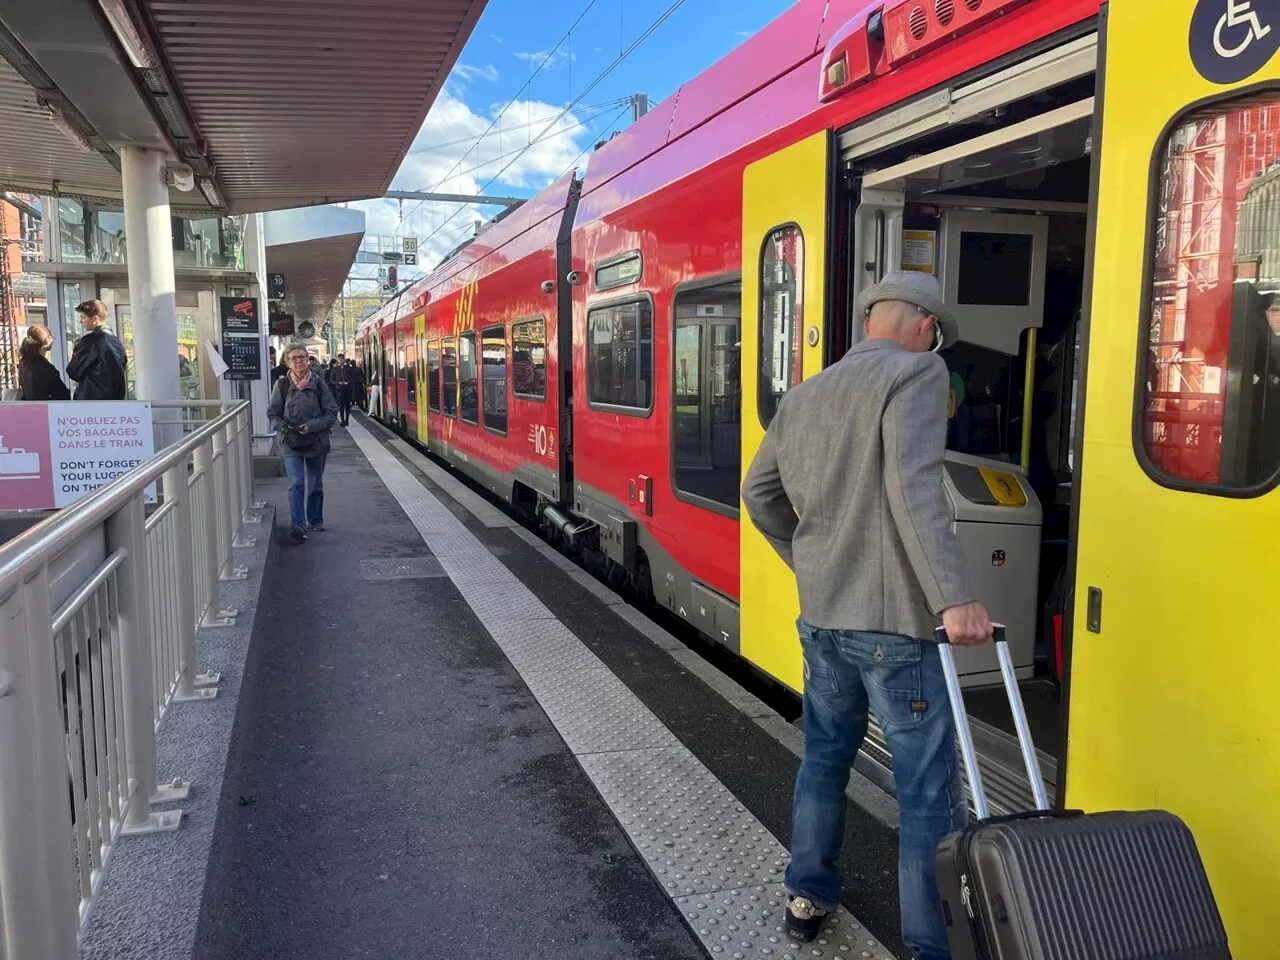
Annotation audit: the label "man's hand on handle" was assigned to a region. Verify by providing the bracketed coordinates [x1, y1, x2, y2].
[940, 601, 994, 646]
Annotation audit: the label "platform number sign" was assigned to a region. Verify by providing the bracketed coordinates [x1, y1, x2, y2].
[268, 272, 286, 299]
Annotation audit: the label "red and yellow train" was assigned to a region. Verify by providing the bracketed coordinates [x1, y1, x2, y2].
[357, 2, 1280, 953]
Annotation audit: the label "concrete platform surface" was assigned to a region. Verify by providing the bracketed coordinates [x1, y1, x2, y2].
[191, 419, 904, 960]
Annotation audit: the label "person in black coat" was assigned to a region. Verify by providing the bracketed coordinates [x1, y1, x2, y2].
[67, 299, 127, 400]
[18, 324, 70, 400]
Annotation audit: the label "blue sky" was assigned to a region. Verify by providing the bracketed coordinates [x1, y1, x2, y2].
[347, 0, 795, 284]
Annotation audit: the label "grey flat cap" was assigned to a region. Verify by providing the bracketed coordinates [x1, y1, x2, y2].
[854, 270, 958, 350]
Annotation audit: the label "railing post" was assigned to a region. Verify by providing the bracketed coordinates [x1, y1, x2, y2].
[239, 408, 258, 518]
[225, 420, 243, 539]
[109, 494, 184, 835]
[166, 461, 219, 702]
[193, 438, 231, 626]
[0, 571, 80, 960]
[211, 425, 231, 571]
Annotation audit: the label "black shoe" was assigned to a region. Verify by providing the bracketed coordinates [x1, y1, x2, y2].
[309, 522, 325, 532]
[290, 526, 308, 543]
[783, 896, 827, 943]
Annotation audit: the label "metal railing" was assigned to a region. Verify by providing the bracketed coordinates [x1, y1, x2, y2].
[0, 399, 258, 960]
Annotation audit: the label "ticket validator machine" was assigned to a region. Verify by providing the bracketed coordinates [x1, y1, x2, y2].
[936, 209, 1049, 686]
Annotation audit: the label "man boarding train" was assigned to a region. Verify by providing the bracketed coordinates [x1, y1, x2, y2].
[742, 271, 993, 959]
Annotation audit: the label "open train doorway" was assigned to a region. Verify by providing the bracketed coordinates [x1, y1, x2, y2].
[837, 62, 1096, 808]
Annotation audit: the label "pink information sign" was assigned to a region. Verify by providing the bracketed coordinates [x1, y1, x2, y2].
[0, 402, 155, 509]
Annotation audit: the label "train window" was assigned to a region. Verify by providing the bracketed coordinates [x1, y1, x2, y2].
[427, 340, 441, 412]
[587, 299, 653, 413]
[482, 325, 508, 435]
[595, 252, 642, 291]
[512, 318, 547, 400]
[442, 337, 458, 417]
[758, 225, 804, 427]
[672, 280, 742, 509]
[1140, 93, 1280, 492]
[459, 332, 479, 424]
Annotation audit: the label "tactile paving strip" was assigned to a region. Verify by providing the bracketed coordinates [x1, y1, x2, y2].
[674, 884, 897, 960]
[347, 421, 899, 959]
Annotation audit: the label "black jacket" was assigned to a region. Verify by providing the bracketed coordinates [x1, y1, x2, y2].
[267, 374, 338, 459]
[67, 328, 127, 401]
[18, 354, 70, 401]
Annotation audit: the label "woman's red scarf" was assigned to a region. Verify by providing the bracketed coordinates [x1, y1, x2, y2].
[289, 367, 312, 390]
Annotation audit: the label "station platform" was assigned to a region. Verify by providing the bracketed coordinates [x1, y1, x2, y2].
[191, 415, 905, 960]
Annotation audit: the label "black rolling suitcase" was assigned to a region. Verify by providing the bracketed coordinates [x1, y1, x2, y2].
[932, 626, 1231, 960]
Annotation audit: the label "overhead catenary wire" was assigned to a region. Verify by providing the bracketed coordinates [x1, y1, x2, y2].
[418, 98, 635, 262]
[405, 97, 630, 155]
[415, 0, 689, 253]
[397, 0, 606, 227]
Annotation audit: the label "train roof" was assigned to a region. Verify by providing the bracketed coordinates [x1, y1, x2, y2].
[581, 0, 855, 197]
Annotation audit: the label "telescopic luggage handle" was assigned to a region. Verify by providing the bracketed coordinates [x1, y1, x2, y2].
[935, 624, 1051, 819]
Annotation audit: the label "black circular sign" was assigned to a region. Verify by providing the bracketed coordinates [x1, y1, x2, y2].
[1189, 0, 1280, 84]
[298, 320, 316, 339]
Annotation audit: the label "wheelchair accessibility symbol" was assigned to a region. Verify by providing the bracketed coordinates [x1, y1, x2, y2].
[1190, 0, 1280, 83]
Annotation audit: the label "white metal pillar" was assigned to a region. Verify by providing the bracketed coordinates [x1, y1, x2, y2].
[120, 148, 180, 407]
[242, 213, 271, 450]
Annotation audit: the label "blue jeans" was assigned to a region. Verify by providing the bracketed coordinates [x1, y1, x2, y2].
[785, 620, 967, 960]
[282, 453, 326, 530]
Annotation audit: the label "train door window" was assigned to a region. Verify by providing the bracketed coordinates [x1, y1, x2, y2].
[459, 332, 479, 424]
[442, 337, 458, 417]
[758, 225, 804, 426]
[587, 298, 653, 413]
[406, 342, 417, 405]
[427, 340, 441, 412]
[512, 318, 547, 400]
[482, 324, 508, 434]
[1140, 92, 1280, 492]
[673, 279, 742, 508]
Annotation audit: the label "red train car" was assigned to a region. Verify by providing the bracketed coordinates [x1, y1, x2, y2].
[360, 0, 1098, 650]
[355, 3, 1280, 950]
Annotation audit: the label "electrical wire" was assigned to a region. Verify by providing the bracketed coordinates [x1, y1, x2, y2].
[416, 0, 689, 252]
[405, 97, 629, 155]
[397, 0, 606, 227]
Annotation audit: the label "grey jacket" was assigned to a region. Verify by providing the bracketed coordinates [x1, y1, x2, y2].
[741, 339, 974, 640]
[267, 375, 338, 459]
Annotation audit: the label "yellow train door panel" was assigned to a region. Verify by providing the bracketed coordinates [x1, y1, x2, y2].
[1068, 4, 1280, 954]
[739, 130, 830, 690]
[414, 314, 428, 444]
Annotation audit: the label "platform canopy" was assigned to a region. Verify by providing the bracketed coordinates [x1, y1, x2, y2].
[0, 0, 485, 215]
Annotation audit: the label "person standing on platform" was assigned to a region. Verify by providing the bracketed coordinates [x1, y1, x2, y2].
[269, 342, 338, 543]
[333, 352, 353, 426]
[269, 346, 287, 387]
[67, 299, 127, 401]
[741, 271, 993, 959]
[349, 358, 366, 412]
[18, 325, 70, 400]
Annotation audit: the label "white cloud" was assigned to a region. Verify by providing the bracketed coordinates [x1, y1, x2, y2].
[514, 47, 576, 69]
[489, 33, 503, 44]
[454, 63, 500, 83]
[734, 29, 751, 38]
[345, 90, 594, 272]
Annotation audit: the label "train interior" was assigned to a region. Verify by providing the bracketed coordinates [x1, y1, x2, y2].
[836, 64, 1097, 805]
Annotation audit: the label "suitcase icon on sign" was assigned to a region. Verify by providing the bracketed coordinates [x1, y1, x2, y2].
[0, 435, 41, 479]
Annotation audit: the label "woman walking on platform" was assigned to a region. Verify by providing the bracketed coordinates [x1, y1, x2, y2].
[268, 343, 338, 543]
[18, 325, 70, 400]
